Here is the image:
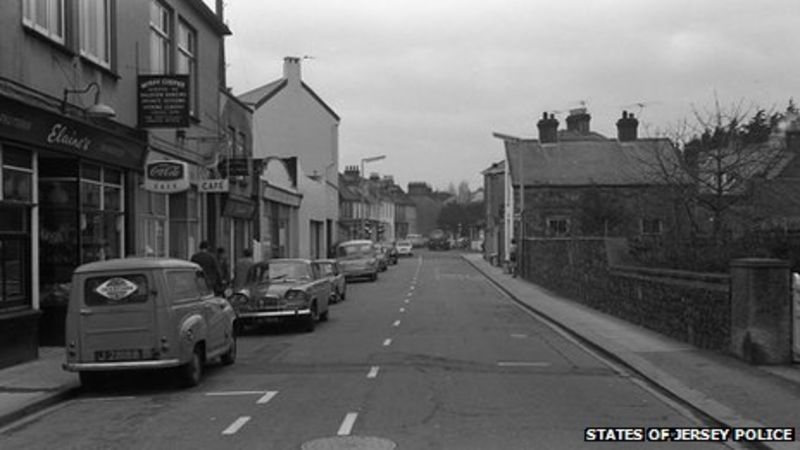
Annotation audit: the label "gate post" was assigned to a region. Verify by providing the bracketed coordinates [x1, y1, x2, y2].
[729, 258, 791, 365]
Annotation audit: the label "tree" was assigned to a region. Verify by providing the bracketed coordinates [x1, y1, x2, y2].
[457, 181, 471, 204]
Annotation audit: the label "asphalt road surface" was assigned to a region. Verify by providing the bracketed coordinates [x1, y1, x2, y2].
[0, 251, 730, 449]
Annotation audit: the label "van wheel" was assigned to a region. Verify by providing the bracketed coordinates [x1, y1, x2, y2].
[180, 347, 204, 387]
[79, 371, 105, 390]
[221, 337, 237, 366]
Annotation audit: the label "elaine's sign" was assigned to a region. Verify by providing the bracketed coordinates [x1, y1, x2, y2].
[137, 75, 190, 128]
[144, 161, 190, 193]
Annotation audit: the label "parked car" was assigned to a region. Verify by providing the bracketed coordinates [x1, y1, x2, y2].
[407, 233, 425, 248]
[228, 259, 331, 333]
[336, 240, 379, 282]
[315, 259, 346, 303]
[374, 243, 389, 272]
[396, 239, 413, 257]
[63, 258, 237, 388]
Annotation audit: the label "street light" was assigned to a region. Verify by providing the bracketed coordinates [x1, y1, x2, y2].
[360, 155, 386, 178]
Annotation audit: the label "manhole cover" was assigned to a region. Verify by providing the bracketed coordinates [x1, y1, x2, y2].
[301, 436, 396, 450]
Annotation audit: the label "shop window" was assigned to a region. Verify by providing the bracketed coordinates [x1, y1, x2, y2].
[136, 187, 167, 257]
[22, 0, 66, 45]
[149, 0, 172, 73]
[79, 164, 124, 263]
[2, 146, 34, 203]
[169, 189, 199, 259]
[0, 205, 31, 310]
[79, 0, 112, 68]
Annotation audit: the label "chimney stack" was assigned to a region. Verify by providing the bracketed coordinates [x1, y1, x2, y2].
[283, 56, 301, 84]
[343, 165, 361, 182]
[616, 110, 639, 142]
[566, 107, 591, 134]
[537, 112, 559, 144]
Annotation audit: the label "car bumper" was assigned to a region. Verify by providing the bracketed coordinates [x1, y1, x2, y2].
[63, 359, 182, 372]
[237, 309, 312, 319]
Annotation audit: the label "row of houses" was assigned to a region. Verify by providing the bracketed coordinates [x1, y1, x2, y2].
[484, 107, 800, 267]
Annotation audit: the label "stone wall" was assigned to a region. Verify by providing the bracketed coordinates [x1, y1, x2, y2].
[521, 237, 731, 350]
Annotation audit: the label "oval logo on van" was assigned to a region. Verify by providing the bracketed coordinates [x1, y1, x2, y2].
[95, 277, 139, 301]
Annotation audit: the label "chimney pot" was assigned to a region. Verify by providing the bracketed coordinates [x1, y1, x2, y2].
[617, 110, 639, 142]
[537, 112, 559, 144]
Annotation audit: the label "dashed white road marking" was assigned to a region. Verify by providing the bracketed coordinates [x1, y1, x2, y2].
[510, 333, 528, 339]
[222, 416, 251, 435]
[337, 413, 359, 435]
[383, 338, 392, 347]
[257, 391, 278, 404]
[399, 307, 405, 313]
[393, 320, 401, 327]
[367, 366, 380, 378]
[206, 391, 266, 397]
[497, 361, 551, 367]
[404, 299, 410, 304]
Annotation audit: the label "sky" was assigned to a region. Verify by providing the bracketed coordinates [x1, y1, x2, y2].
[216, 0, 800, 192]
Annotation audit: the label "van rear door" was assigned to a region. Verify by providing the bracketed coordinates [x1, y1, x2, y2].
[77, 272, 158, 363]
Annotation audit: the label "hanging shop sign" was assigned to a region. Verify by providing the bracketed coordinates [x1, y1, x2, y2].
[198, 179, 229, 193]
[217, 157, 250, 177]
[144, 160, 190, 193]
[137, 75, 190, 128]
[223, 196, 256, 219]
[0, 95, 146, 170]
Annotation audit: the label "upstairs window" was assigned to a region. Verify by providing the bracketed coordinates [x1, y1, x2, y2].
[641, 218, 663, 235]
[79, 0, 112, 68]
[177, 19, 197, 115]
[546, 216, 570, 237]
[22, 0, 65, 44]
[149, 1, 171, 73]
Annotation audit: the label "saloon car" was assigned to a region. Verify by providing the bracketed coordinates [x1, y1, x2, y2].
[229, 259, 331, 332]
[63, 258, 237, 388]
[336, 240, 379, 281]
[315, 259, 346, 303]
[395, 239, 413, 257]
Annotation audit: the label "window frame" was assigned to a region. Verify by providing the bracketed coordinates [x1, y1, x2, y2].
[177, 18, 198, 117]
[149, 0, 172, 74]
[641, 218, 664, 236]
[79, 0, 113, 69]
[546, 216, 570, 237]
[22, 0, 66, 45]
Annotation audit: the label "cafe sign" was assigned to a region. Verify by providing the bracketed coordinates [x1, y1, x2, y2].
[144, 160, 190, 193]
[198, 179, 229, 193]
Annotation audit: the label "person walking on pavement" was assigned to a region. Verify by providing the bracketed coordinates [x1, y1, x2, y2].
[190, 241, 224, 295]
[508, 238, 518, 278]
[232, 247, 255, 291]
[216, 246, 231, 290]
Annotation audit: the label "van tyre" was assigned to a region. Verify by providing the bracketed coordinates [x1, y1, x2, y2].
[180, 346, 204, 387]
[79, 371, 105, 389]
[221, 337, 237, 366]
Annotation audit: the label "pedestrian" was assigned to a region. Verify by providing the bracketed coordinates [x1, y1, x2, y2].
[232, 248, 255, 291]
[216, 246, 231, 289]
[509, 239, 518, 278]
[190, 241, 224, 295]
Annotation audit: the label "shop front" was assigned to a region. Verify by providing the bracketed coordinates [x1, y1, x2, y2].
[0, 94, 146, 362]
[258, 158, 301, 261]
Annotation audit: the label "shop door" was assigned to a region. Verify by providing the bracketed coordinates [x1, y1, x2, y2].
[793, 273, 800, 362]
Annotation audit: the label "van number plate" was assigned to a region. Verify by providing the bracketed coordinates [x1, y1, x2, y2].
[95, 349, 144, 362]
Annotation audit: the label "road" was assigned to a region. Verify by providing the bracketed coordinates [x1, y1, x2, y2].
[1, 251, 728, 449]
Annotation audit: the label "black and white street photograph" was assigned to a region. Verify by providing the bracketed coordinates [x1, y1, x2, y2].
[1, 1, 799, 448]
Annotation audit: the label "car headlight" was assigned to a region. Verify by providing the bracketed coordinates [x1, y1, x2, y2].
[285, 290, 309, 307]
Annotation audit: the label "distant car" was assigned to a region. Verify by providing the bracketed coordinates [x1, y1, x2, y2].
[396, 240, 413, 257]
[63, 258, 237, 388]
[229, 259, 331, 333]
[315, 259, 346, 303]
[336, 240, 379, 282]
[407, 234, 425, 248]
[374, 243, 389, 272]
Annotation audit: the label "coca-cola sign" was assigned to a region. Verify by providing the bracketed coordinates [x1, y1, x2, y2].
[144, 160, 190, 193]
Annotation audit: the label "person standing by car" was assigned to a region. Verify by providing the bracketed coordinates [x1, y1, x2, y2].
[508, 239, 518, 278]
[217, 247, 231, 289]
[191, 241, 224, 295]
[233, 248, 255, 291]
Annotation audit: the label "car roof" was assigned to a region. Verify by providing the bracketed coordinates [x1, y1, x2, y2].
[270, 258, 312, 264]
[74, 257, 200, 274]
[314, 259, 336, 264]
[339, 240, 373, 246]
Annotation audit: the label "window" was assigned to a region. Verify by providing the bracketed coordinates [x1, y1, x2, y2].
[641, 218, 663, 235]
[166, 270, 200, 303]
[2, 146, 34, 203]
[0, 205, 30, 310]
[79, 0, 112, 67]
[546, 217, 570, 236]
[177, 20, 197, 115]
[85, 274, 148, 306]
[80, 164, 125, 263]
[22, 0, 65, 44]
[136, 187, 167, 257]
[149, 1, 171, 73]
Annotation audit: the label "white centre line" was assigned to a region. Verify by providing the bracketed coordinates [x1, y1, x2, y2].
[383, 338, 392, 347]
[367, 366, 380, 378]
[404, 299, 410, 304]
[399, 307, 405, 313]
[222, 416, 251, 435]
[393, 320, 401, 327]
[510, 333, 528, 339]
[257, 391, 278, 404]
[206, 391, 265, 397]
[338, 413, 359, 435]
[497, 361, 551, 367]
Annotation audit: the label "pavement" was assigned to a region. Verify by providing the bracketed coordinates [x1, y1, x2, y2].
[1, 254, 800, 449]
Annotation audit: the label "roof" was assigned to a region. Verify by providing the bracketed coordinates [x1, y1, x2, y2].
[481, 160, 506, 176]
[74, 257, 199, 273]
[237, 80, 340, 121]
[503, 137, 684, 186]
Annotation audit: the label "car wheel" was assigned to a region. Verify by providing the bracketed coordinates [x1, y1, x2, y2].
[320, 306, 329, 322]
[180, 346, 204, 387]
[340, 287, 346, 301]
[79, 371, 106, 390]
[303, 302, 318, 332]
[221, 336, 237, 366]
[370, 272, 378, 282]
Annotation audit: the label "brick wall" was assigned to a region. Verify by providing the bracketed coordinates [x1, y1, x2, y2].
[521, 237, 730, 350]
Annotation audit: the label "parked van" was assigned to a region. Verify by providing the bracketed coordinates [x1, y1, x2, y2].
[63, 258, 237, 388]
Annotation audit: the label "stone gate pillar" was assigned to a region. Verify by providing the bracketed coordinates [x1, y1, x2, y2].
[730, 258, 791, 364]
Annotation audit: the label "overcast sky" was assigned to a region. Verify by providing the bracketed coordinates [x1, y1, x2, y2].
[219, 0, 800, 192]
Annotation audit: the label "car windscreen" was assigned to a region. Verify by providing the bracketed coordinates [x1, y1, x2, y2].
[337, 244, 374, 258]
[268, 262, 311, 281]
[84, 274, 149, 306]
[397, 241, 411, 246]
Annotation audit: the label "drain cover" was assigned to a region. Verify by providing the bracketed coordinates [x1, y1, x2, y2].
[301, 436, 396, 450]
